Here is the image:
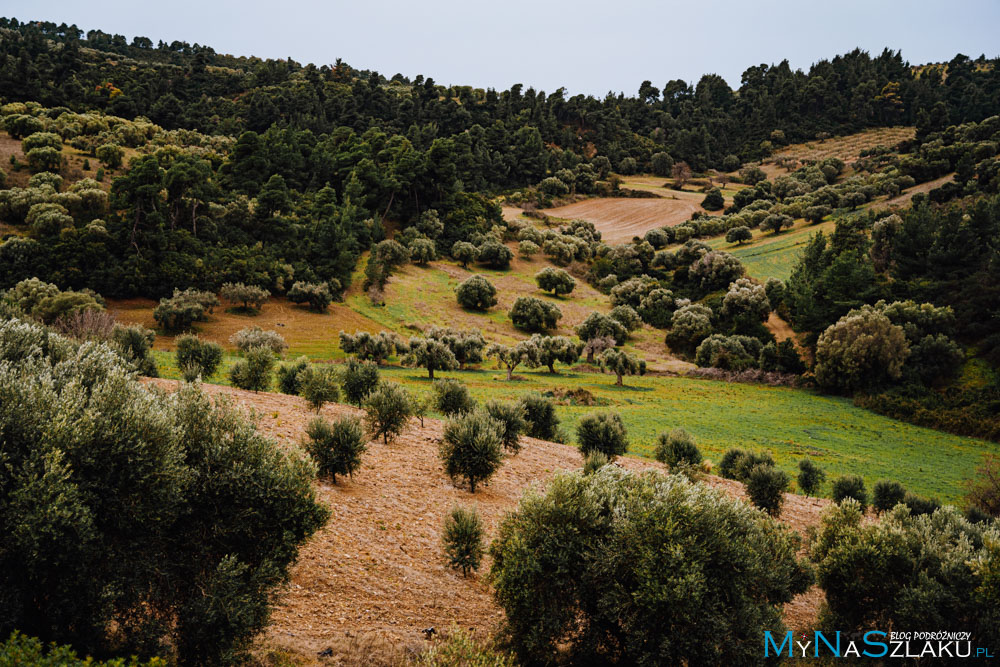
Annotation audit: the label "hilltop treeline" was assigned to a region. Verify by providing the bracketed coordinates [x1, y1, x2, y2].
[2, 16, 999, 176]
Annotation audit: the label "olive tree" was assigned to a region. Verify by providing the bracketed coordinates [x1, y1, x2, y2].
[339, 330, 403, 363]
[722, 278, 771, 323]
[439, 410, 505, 493]
[220, 282, 270, 312]
[304, 416, 367, 483]
[409, 237, 437, 265]
[509, 296, 561, 333]
[689, 251, 745, 291]
[287, 281, 332, 312]
[455, 274, 498, 311]
[477, 240, 514, 269]
[486, 339, 540, 381]
[442, 506, 485, 576]
[530, 334, 580, 373]
[489, 467, 813, 665]
[815, 307, 909, 392]
[760, 213, 794, 234]
[403, 337, 459, 379]
[576, 312, 627, 361]
[175, 334, 223, 381]
[364, 382, 413, 444]
[229, 326, 288, 355]
[665, 304, 714, 354]
[229, 346, 276, 392]
[576, 411, 629, 460]
[598, 348, 643, 386]
[451, 241, 477, 268]
[534, 267, 576, 296]
[725, 226, 753, 245]
[340, 358, 380, 407]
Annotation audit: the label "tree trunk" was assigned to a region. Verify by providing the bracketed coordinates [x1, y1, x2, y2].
[548, 363, 556, 373]
[616, 372, 623, 386]
[506, 366, 513, 381]
[586, 350, 595, 364]
[469, 477, 476, 493]
[428, 367, 434, 380]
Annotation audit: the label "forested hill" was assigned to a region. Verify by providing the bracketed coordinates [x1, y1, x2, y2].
[2, 16, 999, 176]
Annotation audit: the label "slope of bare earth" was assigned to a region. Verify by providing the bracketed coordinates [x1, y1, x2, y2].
[543, 194, 710, 244]
[145, 379, 829, 664]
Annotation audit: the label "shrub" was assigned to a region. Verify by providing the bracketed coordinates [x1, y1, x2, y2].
[111, 323, 158, 377]
[815, 307, 909, 392]
[228, 346, 275, 392]
[26, 146, 62, 173]
[303, 416, 366, 484]
[538, 176, 569, 197]
[229, 326, 288, 355]
[276, 356, 310, 395]
[725, 226, 753, 244]
[902, 492, 941, 517]
[651, 151, 674, 176]
[831, 475, 868, 511]
[489, 467, 813, 665]
[509, 296, 561, 332]
[665, 304, 714, 354]
[340, 358, 379, 407]
[797, 459, 826, 497]
[653, 428, 702, 469]
[965, 454, 1000, 518]
[745, 464, 789, 516]
[518, 392, 559, 440]
[484, 400, 526, 455]
[689, 251, 745, 291]
[718, 449, 774, 481]
[153, 288, 219, 331]
[220, 282, 269, 312]
[95, 143, 124, 169]
[419, 627, 515, 666]
[433, 378, 476, 416]
[339, 330, 401, 363]
[175, 334, 223, 381]
[451, 241, 477, 268]
[440, 410, 505, 493]
[518, 240, 540, 258]
[287, 281, 332, 312]
[576, 411, 628, 461]
[299, 364, 341, 411]
[455, 274, 498, 311]
[810, 502, 998, 647]
[535, 267, 576, 296]
[441, 506, 485, 576]
[404, 336, 460, 379]
[0, 632, 165, 666]
[701, 187, 724, 211]
[477, 240, 514, 269]
[872, 480, 906, 513]
[582, 451, 610, 475]
[609, 304, 641, 332]
[364, 382, 412, 444]
[409, 237, 437, 265]
[0, 321, 328, 664]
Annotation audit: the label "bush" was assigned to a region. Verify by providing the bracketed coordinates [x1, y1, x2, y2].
[797, 459, 826, 497]
[0, 632, 165, 666]
[653, 428, 702, 469]
[303, 416, 366, 484]
[299, 364, 340, 411]
[340, 358, 379, 406]
[518, 392, 560, 440]
[726, 226, 753, 244]
[609, 304, 641, 332]
[535, 267, 576, 296]
[276, 356, 310, 395]
[228, 346, 275, 392]
[831, 475, 868, 511]
[965, 454, 1000, 518]
[509, 296, 561, 332]
[872, 480, 906, 513]
[433, 378, 476, 416]
[220, 282, 269, 312]
[450, 241, 477, 268]
[419, 627, 515, 666]
[111, 323, 158, 377]
[152, 288, 219, 331]
[0, 321, 328, 664]
[538, 176, 569, 197]
[229, 326, 288, 355]
[745, 464, 789, 516]
[484, 400, 526, 455]
[582, 450, 610, 475]
[701, 187, 724, 211]
[489, 467, 813, 665]
[810, 502, 999, 647]
[175, 334, 223, 381]
[442, 506, 485, 577]
[815, 308, 909, 392]
[651, 151, 674, 176]
[287, 281, 332, 312]
[518, 239, 540, 258]
[718, 448, 774, 481]
[95, 143, 124, 169]
[455, 274, 498, 311]
[26, 146, 62, 173]
[364, 382, 412, 444]
[576, 411, 628, 461]
[409, 237, 437, 265]
[440, 410, 505, 493]
[902, 492, 941, 517]
[665, 304, 714, 354]
[477, 240, 514, 269]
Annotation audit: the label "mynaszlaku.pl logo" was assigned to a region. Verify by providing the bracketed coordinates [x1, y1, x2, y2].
[765, 631, 995, 659]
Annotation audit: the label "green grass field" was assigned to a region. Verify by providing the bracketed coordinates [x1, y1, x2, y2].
[706, 217, 839, 281]
[154, 350, 997, 503]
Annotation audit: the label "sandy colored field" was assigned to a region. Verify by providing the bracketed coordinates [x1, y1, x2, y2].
[145, 379, 828, 664]
[544, 195, 711, 243]
[772, 126, 916, 166]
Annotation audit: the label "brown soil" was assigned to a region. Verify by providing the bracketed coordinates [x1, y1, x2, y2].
[144, 380, 830, 663]
[765, 312, 811, 363]
[543, 196, 709, 244]
[873, 173, 955, 211]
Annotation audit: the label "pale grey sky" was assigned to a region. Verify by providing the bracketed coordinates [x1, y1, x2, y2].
[5, 1, 999, 96]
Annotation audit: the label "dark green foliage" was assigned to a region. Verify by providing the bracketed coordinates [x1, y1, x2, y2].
[338, 330, 401, 364]
[303, 416, 367, 484]
[508, 296, 561, 332]
[364, 382, 412, 444]
[404, 336, 459, 379]
[582, 451, 610, 475]
[695, 334, 762, 371]
[476, 240, 513, 270]
[902, 492, 941, 516]
[298, 364, 340, 411]
[339, 358, 379, 407]
[575, 411, 628, 461]
[228, 346, 275, 392]
[0, 319, 328, 665]
[0, 632, 164, 666]
[287, 281, 333, 312]
[757, 340, 805, 374]
[450, 241, 478, 268]
[725, 226, 753, 244]
[441, 506, 484, 576]
[745, 464, 789, 516]
[489, 467, 813, 665]
[815, 308, 908, 392]
[831, 475, 868, 511]
[576, 312, 627, 352]
[701, 187, 724, 210]
[455, 274, 498, 311]
[275, 356, 310, 395]
[965, 454, 1000, 519]
[872, 480, 906, 513]
[440, 409, 505, 493]
[153, 289, 219, 331]
[530, 334, 580, 373]
[433, 378, 476, 416]
[718, 449, 775, 482]
[810, 502, 998, 648]
[797, 459, 826, 497]
[653, 428, 702, 469]
[760, 213, 794, 234]
[804, 205, 832, 224]
[598, 348, 643, 386]
[110, 323, 158, 377]
[651, 151, 674, 176]
[608, 304, 641, 332]
[175, 334, 223, 381]
[518, 392, 560, 441]
[484, 400, 527, 454]
[408, 237, 437, 265]
[534, 267, 576, 296]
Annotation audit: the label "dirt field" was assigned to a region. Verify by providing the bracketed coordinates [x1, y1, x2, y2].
[544, 194, 710, 243]
[144, 379, 830, 664]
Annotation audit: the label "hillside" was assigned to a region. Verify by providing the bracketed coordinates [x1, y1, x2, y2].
[144, 378, 829, 664]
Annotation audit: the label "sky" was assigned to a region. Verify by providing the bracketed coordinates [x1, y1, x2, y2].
[5, 0, 999, 97]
